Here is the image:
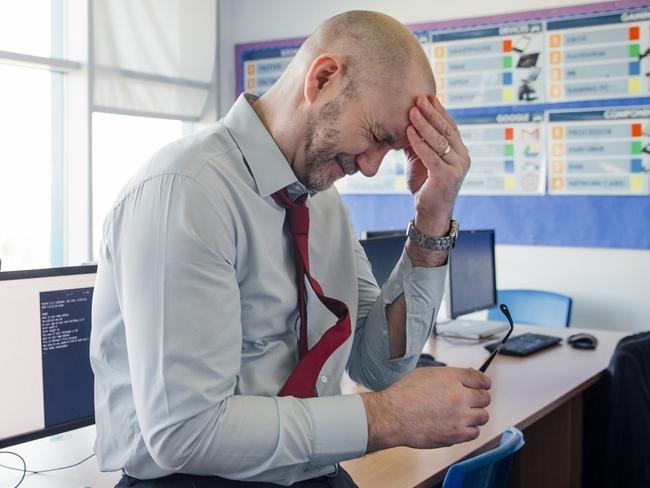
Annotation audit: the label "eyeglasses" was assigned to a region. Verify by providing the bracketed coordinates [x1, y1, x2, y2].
[479, 304, 514, 373]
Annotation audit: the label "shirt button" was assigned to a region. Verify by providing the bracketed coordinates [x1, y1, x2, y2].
[320, 375, 328, 384]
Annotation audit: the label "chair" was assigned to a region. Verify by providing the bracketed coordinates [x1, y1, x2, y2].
[441, 427, 525, 488]
[486, 289, 572, 328]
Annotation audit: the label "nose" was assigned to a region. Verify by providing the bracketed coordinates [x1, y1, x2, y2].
[356, 145, 392, 177]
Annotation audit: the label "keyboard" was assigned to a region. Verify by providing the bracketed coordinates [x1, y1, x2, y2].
[485, 332, 562, 356]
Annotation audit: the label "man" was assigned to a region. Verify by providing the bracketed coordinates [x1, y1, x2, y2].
[90, 10, 491, 488]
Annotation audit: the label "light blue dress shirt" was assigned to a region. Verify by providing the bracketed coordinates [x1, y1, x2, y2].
[90, 94, 447, 484]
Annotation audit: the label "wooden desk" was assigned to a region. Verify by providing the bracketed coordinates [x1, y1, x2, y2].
[342, 325, 627, 488]
[1, 325, 625, 487]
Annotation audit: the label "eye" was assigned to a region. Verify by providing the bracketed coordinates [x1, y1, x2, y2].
[370, 132, 382, 144]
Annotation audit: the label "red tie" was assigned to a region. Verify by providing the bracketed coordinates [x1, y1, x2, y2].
[271, 188, 352, 398]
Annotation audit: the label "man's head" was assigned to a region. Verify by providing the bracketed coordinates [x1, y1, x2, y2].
[255, 11, 436, 192]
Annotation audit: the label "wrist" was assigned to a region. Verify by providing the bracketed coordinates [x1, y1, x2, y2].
[406, 240, 449, 267]
[361, 391, 400, 453]
[406, 217, 455, 267]
[413, 214, 453, 237]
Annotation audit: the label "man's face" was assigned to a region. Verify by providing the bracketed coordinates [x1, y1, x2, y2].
[299, 82, 417, 193]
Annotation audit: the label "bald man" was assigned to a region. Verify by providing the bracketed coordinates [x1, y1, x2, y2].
[91, 11, 491, 488]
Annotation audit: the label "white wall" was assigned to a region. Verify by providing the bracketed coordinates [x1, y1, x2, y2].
[217, 0, 650, 333]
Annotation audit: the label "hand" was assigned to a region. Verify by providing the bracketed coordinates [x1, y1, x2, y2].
[405, 96, 471, 236]
[361, 367, 491, 451]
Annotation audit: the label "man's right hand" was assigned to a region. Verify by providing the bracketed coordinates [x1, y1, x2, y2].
[360, 367, 492, 452]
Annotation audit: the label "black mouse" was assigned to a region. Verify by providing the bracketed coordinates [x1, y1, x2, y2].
[567, 333, 598, 350]
[416, 353, 446, 367]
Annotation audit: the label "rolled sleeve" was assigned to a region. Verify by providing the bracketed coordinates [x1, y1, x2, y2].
[348, 245, 447, 390]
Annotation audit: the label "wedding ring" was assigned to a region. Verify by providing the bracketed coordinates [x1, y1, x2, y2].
[439, 145, 451, 158]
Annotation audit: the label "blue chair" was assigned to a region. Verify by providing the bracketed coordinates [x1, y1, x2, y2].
[441, 427, 525, 488]
[486, 289, 573, 328]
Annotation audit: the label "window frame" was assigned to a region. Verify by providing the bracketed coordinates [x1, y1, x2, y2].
[0, 0, 217, 269]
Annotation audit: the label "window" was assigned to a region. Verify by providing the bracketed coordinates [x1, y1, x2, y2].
[0, 0, 215, 270]
[0, 65, 54, 271]
[91, 113, 186, 258]
[0, 0, 52, 57]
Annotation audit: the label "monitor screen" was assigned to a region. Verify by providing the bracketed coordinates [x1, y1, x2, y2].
[359, 235, 407, 287]
[0, 266, 97, 448]
[449, 230, 497, 318]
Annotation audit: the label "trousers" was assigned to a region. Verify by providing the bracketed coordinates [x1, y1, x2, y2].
[115, 466, 358, 488]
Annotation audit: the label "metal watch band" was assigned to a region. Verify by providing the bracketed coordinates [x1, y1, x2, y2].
[407, 219, 458, 251]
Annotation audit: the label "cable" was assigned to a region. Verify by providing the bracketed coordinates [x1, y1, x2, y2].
[0, 451, 95, 486]
[0, 451, 26, 488]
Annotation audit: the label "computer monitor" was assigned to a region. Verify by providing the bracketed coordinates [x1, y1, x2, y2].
[359, 235, 407, 287]
[360, 229, 404, 239]
[0, 265, 97, 449]
[448, 230, 497, 319]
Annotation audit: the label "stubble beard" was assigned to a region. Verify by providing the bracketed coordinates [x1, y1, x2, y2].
[302, 101, 357, 193]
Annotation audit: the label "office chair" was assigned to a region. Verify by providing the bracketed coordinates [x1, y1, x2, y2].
[441, 426, 525, 488]
[486, 289, 573, 328]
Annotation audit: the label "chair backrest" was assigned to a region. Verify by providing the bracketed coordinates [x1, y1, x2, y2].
[442, 427, 525, 488]
[486, 289, 572, 328]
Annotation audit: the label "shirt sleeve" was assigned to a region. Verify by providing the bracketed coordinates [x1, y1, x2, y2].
[347, 237, 447, 391]
[107, 173, 366, 484]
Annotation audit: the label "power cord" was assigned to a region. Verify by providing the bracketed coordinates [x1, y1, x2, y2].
[0, 452, 26, 488]
[0, 451, 95, 487]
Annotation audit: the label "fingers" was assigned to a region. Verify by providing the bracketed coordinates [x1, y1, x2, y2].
[409, 107, 456, 165]
[428, 94, 460, 135]
[471, 408, 490, 427]
[455, 425, 481, 444]
[416, 96, 463, 152]
[460, 367, 492, 390]
[416, 96, 465, 156]
[469, 388, 491, 409]
[409, 95, 471, 176]
[406, 125, 444, 174]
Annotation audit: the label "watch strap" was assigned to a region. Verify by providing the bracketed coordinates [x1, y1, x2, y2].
[407, 219, 458, 251]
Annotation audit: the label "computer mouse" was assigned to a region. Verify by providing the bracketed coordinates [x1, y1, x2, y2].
[416, 353, 446, 367]
[567, 333, 598, 350]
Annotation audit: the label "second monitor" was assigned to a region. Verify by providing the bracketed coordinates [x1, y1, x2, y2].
[360, 229, 506, 339]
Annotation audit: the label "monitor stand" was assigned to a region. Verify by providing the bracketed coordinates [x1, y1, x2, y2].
[435, 318, 509, 340]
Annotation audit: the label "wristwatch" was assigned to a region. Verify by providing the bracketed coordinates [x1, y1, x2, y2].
[407, 219, 459, 251]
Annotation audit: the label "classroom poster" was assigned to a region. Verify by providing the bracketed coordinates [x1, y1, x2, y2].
[548, 107, 650, 194]
[458, 111, 546, 195]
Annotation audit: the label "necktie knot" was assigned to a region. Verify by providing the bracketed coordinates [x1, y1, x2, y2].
[271, 189, 309, 236]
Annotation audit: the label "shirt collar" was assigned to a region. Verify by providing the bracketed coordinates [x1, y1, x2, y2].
[223, 93, 308, 199]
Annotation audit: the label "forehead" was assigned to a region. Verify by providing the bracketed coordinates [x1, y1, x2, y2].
[363, 70, 435, 149]
[367, 92, 414, 148]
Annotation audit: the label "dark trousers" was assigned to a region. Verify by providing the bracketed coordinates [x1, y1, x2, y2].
[115, 466, 358, 488]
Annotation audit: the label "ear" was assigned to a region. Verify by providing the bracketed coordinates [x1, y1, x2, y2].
[304, 54, 343, 104]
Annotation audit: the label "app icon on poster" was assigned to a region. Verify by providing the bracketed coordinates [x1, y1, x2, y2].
[518, 67, 541, 102]
[521, 127, 540, 140]
[524, 143, 540, 157]
[513, 35, 531, 53]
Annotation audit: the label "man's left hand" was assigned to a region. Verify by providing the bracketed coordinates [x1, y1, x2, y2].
[404, 95, 470, 238]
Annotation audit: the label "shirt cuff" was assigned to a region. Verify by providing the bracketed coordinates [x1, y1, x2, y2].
[306, 393, 367, 467]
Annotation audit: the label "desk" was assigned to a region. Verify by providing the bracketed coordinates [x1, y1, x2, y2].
[0, 425, 120, 487]
[0, 325, 625, 488]
[342, 324, 627, 488]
